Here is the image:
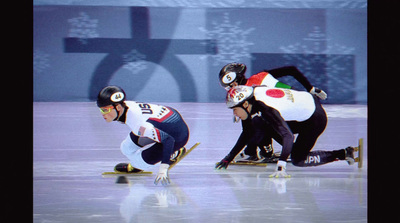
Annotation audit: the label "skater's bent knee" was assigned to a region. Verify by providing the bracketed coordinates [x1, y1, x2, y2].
[120, 137, 138, 156]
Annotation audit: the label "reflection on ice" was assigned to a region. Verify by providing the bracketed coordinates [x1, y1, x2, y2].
[115, 165, 366, 223]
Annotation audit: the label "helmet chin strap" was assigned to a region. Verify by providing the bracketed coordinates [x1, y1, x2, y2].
[113, 104, 120, 121]
[240, 101, 252, 120]
[243, 107, 251, 120]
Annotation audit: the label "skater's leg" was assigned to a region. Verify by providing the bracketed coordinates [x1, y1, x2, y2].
[120, 134, 155, 170]
[287, 97, 344, 167]
[141, 137, 188, 165]
[291, 149, 345, 167]
[141, 143, 163, 164]
[244, 117, 275, 158]
[257, 136, 274, 158]
[243, 134, 272, 156]
[290, 131, 345, 167]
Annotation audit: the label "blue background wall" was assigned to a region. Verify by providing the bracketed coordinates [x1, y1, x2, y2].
[33, 1, 367, 104]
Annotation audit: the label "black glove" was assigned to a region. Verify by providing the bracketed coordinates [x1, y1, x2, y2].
[215, 155, 233, 169]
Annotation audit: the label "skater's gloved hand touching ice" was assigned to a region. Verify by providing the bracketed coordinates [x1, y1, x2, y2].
[154, 163, 170, 186]
[269, 161, 291, 178]
[309, 87, 327, 100]
[215, 154, 233, 169]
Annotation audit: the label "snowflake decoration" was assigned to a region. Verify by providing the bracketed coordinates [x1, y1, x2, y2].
[68, 12, 99, 44]
[279, 26, 357, 103]
[34, 49, 50, 75]
[121, 49, 147, 74]
[279, 26, 356, 76]
[280, 26, 355, 54]
[200, 12, 255, 65]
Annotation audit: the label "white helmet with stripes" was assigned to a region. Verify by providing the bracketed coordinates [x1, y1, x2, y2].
[226, 85, 254, 108]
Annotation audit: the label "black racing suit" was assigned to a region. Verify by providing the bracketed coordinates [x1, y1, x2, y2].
[226, 95, 345, 167]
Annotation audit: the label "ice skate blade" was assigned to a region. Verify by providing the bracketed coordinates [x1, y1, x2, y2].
[357, 138, 364, 168]
[168, 142, 200, 170]
[230, 162, 267, 166]
[102, 171, 153, 175]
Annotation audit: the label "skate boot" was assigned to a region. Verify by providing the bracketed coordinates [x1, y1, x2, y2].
[114, 163, 144, 173]
[169, 147, 186, 166]
[344, 147, 356, 165]
[234, 151, 259, 162]
[258, 145, 278, 163]
[260, 154, 280, 163]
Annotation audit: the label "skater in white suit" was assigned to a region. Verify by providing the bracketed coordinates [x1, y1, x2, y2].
[97, 86, 190, 185]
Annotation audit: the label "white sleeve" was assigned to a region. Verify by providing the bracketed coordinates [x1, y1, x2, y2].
[260, 73, 279, 87]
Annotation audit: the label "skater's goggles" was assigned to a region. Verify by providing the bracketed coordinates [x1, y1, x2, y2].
[99, 105, 114, 115]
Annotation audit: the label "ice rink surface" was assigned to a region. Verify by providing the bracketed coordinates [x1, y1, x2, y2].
[33, 102, 367, 223]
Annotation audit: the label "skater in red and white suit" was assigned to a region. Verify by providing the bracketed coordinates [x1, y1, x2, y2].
[217, 85, 357, 177]
[219, 63, 326, 96]
[97, 86, 189, 185]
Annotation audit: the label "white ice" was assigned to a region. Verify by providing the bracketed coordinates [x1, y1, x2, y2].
[34, 102, 367, 223]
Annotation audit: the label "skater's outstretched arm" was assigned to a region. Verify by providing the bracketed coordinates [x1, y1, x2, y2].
[266, 66, 327, 100]
[266, 66, 313, 91]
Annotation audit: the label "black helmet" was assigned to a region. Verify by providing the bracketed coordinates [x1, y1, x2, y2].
[96, 86, 126, 107]
[218, 63, 247, 88]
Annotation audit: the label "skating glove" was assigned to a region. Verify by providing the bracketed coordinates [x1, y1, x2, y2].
[269, 160, 291, 178]
[215, 155, 232, 169]
[310, 87, 327, 100]
[154, 163, 170, 186]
